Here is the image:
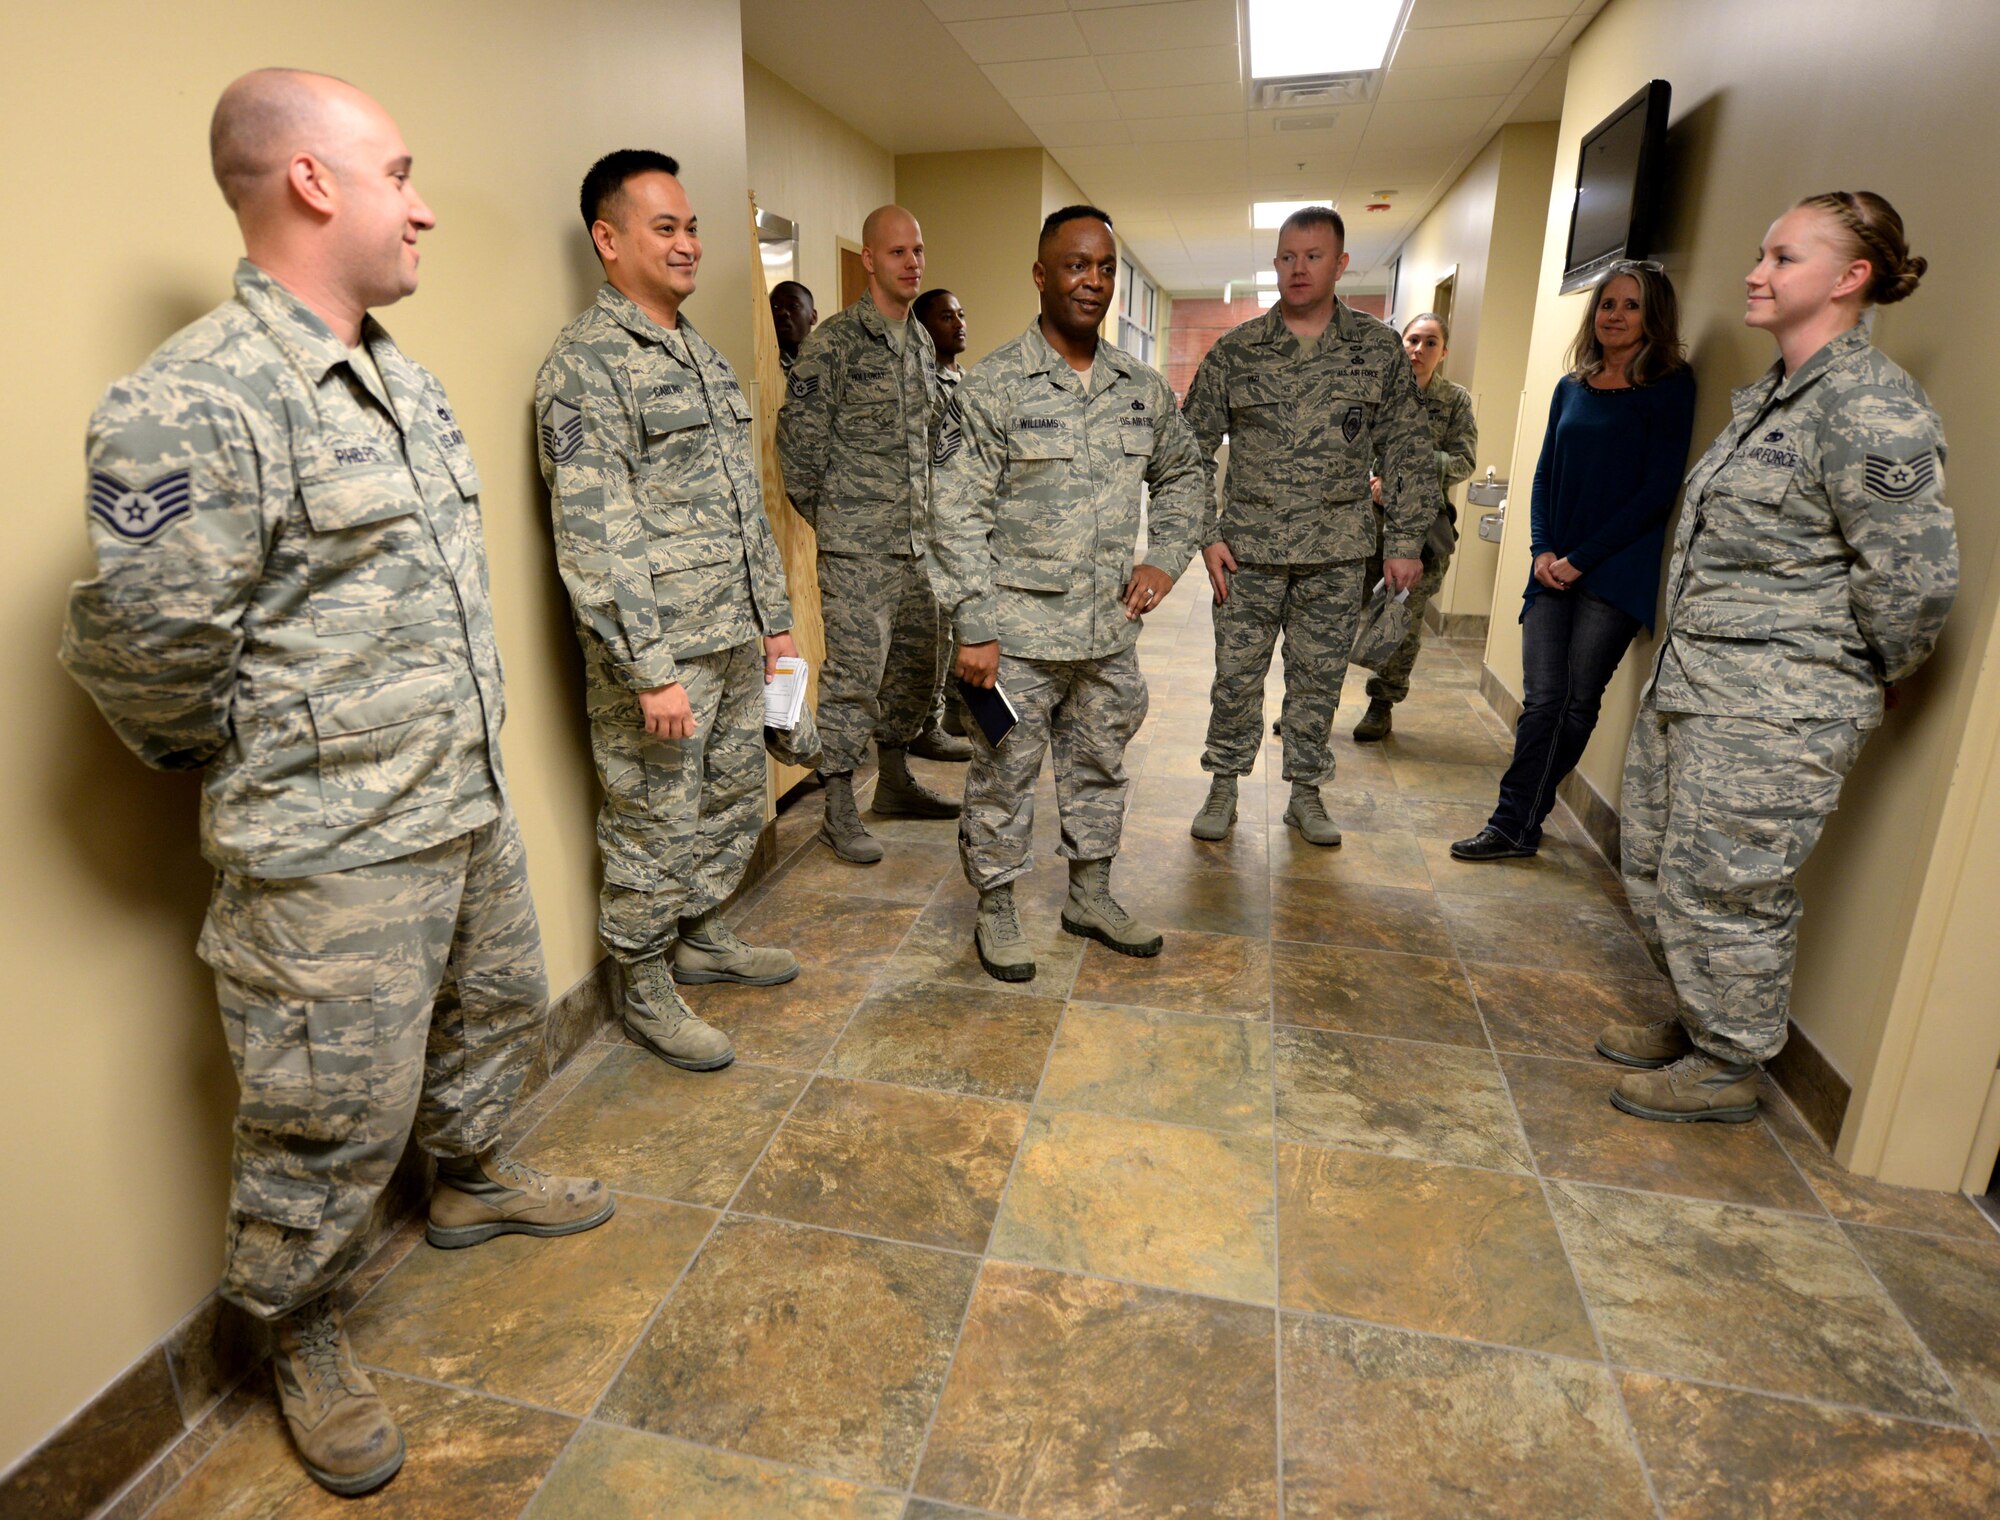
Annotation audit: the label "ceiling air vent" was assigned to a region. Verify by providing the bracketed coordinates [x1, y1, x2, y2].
[1273, 112, 1339, 134]
[1251, 73, 1373, 111]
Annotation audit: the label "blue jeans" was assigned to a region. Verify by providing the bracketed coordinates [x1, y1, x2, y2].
[1488, 590, 1641, 849]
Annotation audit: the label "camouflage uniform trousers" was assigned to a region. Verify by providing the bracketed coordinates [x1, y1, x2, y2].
[816, 549, 947, 774]
[594, 638, 765, 965]
[959, 647, 1147, 891]
[1364, 530, 1452, 707]
[1202, 560, 1366, 786]
[198, 810, 545, 1320]
[1620, 697, 1869, 1065]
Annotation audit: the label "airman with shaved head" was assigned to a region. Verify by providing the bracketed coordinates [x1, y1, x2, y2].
[778, 203, 966, 864]
[60, 69, 609, 1497]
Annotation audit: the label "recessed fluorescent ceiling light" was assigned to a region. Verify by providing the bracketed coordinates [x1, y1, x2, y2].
[1255, 271, 1276, 286]
[1248, 0, 1404, 79]
[1258, 291, 1280, 307]
[1253, 199, 1332, 229]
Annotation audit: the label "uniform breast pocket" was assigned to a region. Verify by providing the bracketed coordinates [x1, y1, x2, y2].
[1121, 426, 1157, 458]
[1005, 426, 1076, 479]
[1226, 377, 1285, 431]
[306, 663, 469, 826]
[644, 403, 716, 469]
[298, 468, 452, 635]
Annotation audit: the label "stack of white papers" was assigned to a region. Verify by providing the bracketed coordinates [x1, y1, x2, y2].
[764, 655, 809, 730]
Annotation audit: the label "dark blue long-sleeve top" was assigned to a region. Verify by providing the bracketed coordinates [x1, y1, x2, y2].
[1523, 366, 1696, 630]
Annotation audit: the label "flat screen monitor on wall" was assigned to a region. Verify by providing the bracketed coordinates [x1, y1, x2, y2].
[1560, 79, 1672, 293]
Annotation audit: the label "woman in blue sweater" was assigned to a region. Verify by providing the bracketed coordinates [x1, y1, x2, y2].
[1454, 262, 1695, 860]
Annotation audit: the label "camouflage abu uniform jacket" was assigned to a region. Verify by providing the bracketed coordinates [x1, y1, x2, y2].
[1650, 324, 1956, 725]
[1410, 370, 1479, 519]
[61, 261, 504, 878]
[775, 294, 938, 555]
[535, 285, 792, 692]
[1183, 300, 1435, 562]
[931, 320, 1206, 661]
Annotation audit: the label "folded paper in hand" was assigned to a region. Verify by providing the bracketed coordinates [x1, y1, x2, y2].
[1349, 579, 1413, 673]
[764, 656, 809, 731]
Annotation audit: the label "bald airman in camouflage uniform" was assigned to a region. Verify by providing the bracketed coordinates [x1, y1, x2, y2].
[538, 151, 799, 1076]
[778, 206, 958, 863]
[933, 209, 1206, 980]
[1183, 247, 1434, 848]
[60, 68, 609, 1498]
[1605, 322, 1955, 1120]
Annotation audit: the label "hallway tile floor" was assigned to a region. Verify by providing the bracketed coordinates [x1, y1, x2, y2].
[135, 583, 2000, 1518]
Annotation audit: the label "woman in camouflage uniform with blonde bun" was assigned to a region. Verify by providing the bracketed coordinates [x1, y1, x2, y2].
[1603, 192, 1956, 1122]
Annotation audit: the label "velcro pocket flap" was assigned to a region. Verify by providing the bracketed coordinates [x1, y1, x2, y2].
[235, 1168, 331, 1231]
[1122, 427, 1156, 456]
[307, 664, 458, 738]
[1706, 941, 1788, 977]
[995, 561, 1069, 593]
[199, 925, 378, 1001]
[726, 390, 754, 424]
[1006, 426, 1075, 462]
[446, 452, 482, 499]
[1670, 600, 1811, 640]
[299, 466, 419, 531]
[645, 402, 711, 437]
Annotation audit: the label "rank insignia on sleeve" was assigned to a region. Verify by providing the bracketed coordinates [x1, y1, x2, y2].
[932, 419, 964, 466]
[540, 398, 584, 465]
[789, 372, 819, 399]
[1863, 451, 1936, 501]
[89, 467, 192, 543]
[1341, 404, 1363, 444]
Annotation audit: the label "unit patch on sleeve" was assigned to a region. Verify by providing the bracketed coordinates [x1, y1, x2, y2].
[540, 397, 584, 466]
[1862, 451, 1937, 501]
[89, 468, 192, 543]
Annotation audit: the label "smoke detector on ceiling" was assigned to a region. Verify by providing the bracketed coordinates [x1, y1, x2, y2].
[1251, 73, 1374, 112]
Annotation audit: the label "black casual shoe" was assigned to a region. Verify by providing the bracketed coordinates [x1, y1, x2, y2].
[1449, 827, 1537, 862]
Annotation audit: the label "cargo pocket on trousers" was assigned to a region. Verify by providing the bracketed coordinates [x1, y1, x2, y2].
[1703, 938, 1790, 1042]
[225, 1160, 336, 1319]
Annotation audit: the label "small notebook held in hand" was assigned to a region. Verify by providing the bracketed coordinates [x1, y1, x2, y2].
[764, 656, 809, 731]
[955, 678, 1020, 746]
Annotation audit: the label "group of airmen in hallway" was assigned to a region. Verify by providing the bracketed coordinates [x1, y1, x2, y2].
[55, 57, 1957, 1501]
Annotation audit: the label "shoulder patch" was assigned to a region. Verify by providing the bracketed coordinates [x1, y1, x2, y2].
[1341, 404, 1363, 444]
[789, 372, 819, 399]
[540, 397, 584, 465]
[89, 468, 192, 543]
[1863, 451, 1937, 501]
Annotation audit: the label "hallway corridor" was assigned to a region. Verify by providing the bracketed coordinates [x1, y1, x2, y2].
[133, 579, 2000, 1519]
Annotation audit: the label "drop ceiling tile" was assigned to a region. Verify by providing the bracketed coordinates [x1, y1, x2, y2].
[1096, 43, 1241, 90]
[1362, 94, 1507, 149]
[1508, 57, 1567, 122]
[925, 0, 1068, 20]
[1127, 111, 1248, 142]
[1012, 91, 1127, 124]
[948, 12, 1090, 63]
[982, 56, 1108, 94]
[1407, 0, 1576, 25]
[1114, 80, 1246, 118]
[1073, 0, 1239, 53]
[1376, 59, 1535, 103]
[1391, 16, 1565, 67]
[1038, 118, 1136, 147]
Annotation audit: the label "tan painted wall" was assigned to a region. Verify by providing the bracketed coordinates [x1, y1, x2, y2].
[1388, 123, 1559, 620]
[1481, 0, 2000, 1165]
[896, 149, 1048, 365]
[0, 0, 756, 1470]
[743, 58, 896, 321]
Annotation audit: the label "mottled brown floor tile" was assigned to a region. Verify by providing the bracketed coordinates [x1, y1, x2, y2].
[1115, 809, 1268, 877]
[1417, 837, 1615, 903]
[1763, 1095, 1997, 1239]
[739, 1077, 1027, 1252]
[1439, 893, 1658, 978]
[1069, 927, 1270, 1018]
[1126, 774, 1266, 822]
[1287, 784, 1410, 833]
[777, 839, 958, 905]
[1281, 1316, 1650, 1519]
[524, 1423, 903, 1519]
[1621, 1372, 2000, 1520]
[992, 1109, 1276, 1303]
[1471, 962, 1677, 1060]
[734, 888, 925, 974]
[1274, 1026, 1530, 1172]
[915, 1262, 1276, 1519]
[98, 1383, 262, 1520]
[514, 1048, 805, 1207]
[1109, 865, 1270, 938]
[1278, 1146, 1596, 1355]
[824, 979, 1062, 1101]
[1847, 1224, 2000, 1430]
[599, 1216, 977, 1486]
[1269, 879, 1455, 957]
[1374, 725, 1511, 768]
[681, 967, 876, 1070]
[0, 1345, 183, 1520]
[1268, 827, 1430, 889]
[1272, 940, 1486, 1047]
[347, 1196, 712, 1412]
[1503, 1055, 1820, 1212]
[1039, 1002, 1272, 1133]
[147, 1374, 574, 1519]
[875, 879, 1085, 1000]
[1400, 795, 1506, 842]
[1548, 1182, 1963, 1419]
[1384, 756, 1503, 801]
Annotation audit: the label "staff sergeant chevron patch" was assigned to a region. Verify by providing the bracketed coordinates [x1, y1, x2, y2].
[540, 397, 584, 465]
[89, 468, 192, 543]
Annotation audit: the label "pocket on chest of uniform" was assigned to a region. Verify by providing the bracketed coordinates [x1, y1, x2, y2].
[1005, 425, 1076, 471]
[297, 467, 453, 636]
[306, 663, 472, 827]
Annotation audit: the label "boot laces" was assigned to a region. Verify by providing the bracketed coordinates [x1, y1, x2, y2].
[987, 891, 1022, 941]
[1198, 784, 1235, 821]
[293, 1301, 346, 1399]
[490, 1155, 548, 1195]
[1293, 790, 1330, 824]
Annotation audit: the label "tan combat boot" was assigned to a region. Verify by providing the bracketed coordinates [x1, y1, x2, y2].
[1611, 1053, 1760, 1123]
[1189, 775, 1237, 841]
[272, 1295, 404, 1497]
[1283, 783, 1343, 847]
[907, 716, 973, 762]
[975, 883, 1037, 982]
[428, 1151, 616, 1249]
[1595, 1017, 1694, 1069]
[819, 773, 885, 863]
[873, 744, 962, 818]
[1061, 858, 1164, 958]
[1352, 698, 1394, 743]
[624, 955, 734, 1070]
[673, 911, 800, 986]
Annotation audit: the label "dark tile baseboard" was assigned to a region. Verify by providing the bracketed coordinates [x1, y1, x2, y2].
[1424, 601, 1489, 642]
